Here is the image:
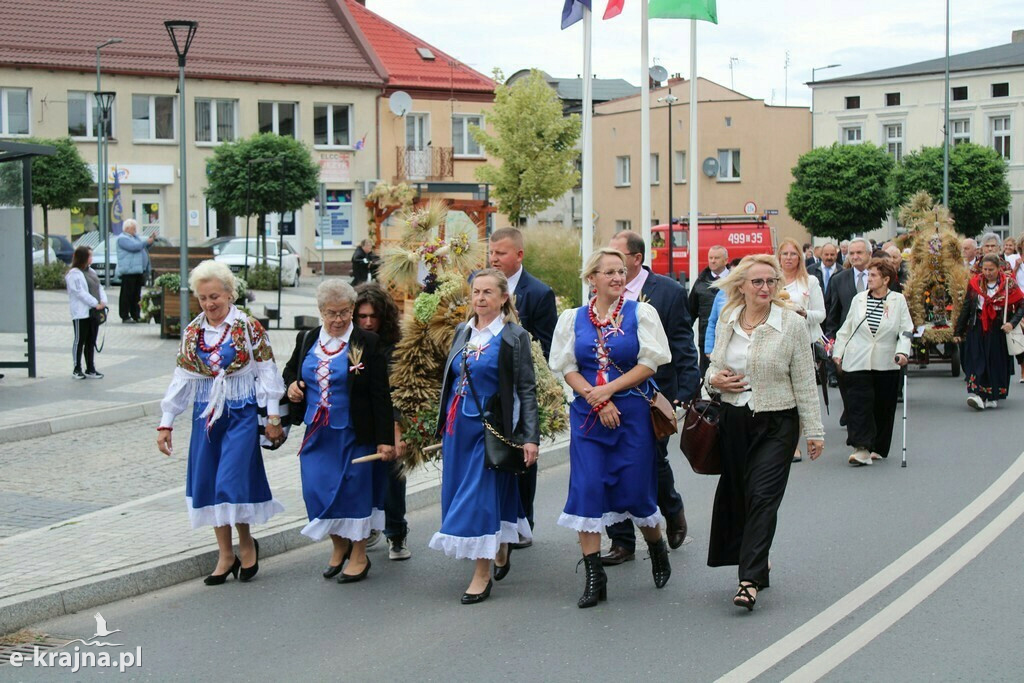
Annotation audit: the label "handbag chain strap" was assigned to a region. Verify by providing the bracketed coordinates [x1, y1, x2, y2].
[460, 345, 524, 450]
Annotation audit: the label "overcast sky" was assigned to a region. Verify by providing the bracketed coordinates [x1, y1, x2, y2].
[367, 0, 1022, 107]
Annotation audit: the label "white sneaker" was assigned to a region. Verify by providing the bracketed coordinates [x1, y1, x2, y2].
[388, 536, 411, 561]
[365, 529, 382, 549]
[967, 394, 985, 411]
[985, 400, 998, 409]
[870, 452, 882, 461]
[848, 449, 872, 466]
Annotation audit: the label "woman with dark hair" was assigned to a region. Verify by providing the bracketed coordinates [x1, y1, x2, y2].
[354, 282, 409, 560]
[832, 258, 913, 466]
[955, 253, 1024, 409]
[65, 246, 108, 379]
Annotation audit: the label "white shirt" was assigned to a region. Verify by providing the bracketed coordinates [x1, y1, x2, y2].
[315, 323, 353, 360]
[712, 267, 730, 280]
[784, 276, 826, 339]
[853, 268, 868, 292]
[506, 266, 524, 297]
[721, 324, 752, 407]
[468, 315, 505, 349]
[549, 301, 671, 376]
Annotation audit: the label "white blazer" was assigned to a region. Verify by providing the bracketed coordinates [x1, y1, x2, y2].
[832, 291, 913, 372]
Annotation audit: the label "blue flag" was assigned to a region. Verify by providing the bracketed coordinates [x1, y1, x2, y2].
[110, 167, 124, 235]
[561, 0, 592, 29]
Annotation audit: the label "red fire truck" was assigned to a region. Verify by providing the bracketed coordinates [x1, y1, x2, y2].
[650, 215, 777, 280]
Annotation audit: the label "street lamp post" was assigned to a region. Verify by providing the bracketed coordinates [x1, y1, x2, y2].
[658, 91, 679, 279]
[94, 91, 116, 287]
[810, 63, 841, 150]
[165, 20, 198, 330]
[95, 38, 122, 285]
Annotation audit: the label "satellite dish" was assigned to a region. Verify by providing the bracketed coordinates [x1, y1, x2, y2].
[649, 65, 669, 83]
[388, 91, 412, 117]
[702, 157, 720, 177]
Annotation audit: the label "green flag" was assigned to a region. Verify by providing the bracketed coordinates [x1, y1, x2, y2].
[649, 0, 718, 23]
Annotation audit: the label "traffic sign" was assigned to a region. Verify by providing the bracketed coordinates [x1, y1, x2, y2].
[766, 209, 779, 215]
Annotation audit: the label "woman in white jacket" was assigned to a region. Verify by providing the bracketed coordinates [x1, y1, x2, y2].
[65, 246, 108, 379]
[832, 258, 913, 466]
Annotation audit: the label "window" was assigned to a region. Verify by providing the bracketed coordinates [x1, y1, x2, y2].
[132, 95, 175, 141]
[885, 123, 904, 161]
[258, 101, 297, 138]
[717, 149, 740, 181]
[992, 83, 1009, 98]
[615, 155, 631, 186]
[992, 212, 1010, 240]
[844, 96, 860, 110]
[991, 116, 1011, 160]
[951, 118, 970, 145]
[842, 126, 863, 145]
[615, 220, 632, 232]
[951, 86, 968, 101]
[650, 153, 660, 185]
[195, 99, 237, 143]
[673, 151, 686, 183]
[67, 91, 113, 139]
[724, 116, 732, 127]
[885, 92, 901, 107]
[314, 103, 351, 146]
[0, 87, 30, 136]
[452, 114, 483, 156]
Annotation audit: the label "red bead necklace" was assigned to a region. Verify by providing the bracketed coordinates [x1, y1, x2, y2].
[319, 338, 347, 356]
[198, 325, 231, 353]
[588, 295, 624, 329]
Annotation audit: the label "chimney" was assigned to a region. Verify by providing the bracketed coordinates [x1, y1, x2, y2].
[1013, 29, 1024, 43]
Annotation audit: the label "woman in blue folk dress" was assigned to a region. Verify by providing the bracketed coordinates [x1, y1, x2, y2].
[430, 269, 539, 605]
[549, 248, 673, 608]
[283, 280, 395, 583]
[157, 261, 286, 585]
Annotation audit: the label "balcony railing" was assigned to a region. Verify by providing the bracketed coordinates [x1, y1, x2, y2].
[394, 146, 454, 181]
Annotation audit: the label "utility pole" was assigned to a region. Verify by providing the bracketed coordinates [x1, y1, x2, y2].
[784, 51, 791, 106]
[728, 56, 738, 90]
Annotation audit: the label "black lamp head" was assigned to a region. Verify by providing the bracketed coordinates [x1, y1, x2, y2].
[93, 91, 116, 119]
[164, 20, 198, 66]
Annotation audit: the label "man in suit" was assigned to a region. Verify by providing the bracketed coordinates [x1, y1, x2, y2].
[825, 237, 872, 421]
[488, 227, 557, 547]
[838, 240, 850, 266]
[601, 230, 701, 566]
[803, 242, 821, 269]
[687, 245, 730, 373]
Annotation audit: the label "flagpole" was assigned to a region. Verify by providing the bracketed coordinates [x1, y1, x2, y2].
[687, 18, 699, 285]
[640, 0, 651, 261]
[581, 5, 594, 302]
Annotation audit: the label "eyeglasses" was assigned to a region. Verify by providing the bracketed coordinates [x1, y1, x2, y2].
[597, 268, 627, 278]
[321, 308, 353, 320]
[748, 278, 780, 289]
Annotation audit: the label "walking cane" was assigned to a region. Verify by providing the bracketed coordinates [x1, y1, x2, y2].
[901, 372, 908, 468]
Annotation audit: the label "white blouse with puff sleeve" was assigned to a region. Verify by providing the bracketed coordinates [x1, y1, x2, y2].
[549, 301, 671, 376]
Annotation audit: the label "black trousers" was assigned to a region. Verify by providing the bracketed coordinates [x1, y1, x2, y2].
[72, 317, 98, 373]
[383, 461, 407, 540]
[843, 370, 900, 456]
[708, 405, 799, 588]
[119, 273, 144, 321]
[518, 463, 538, 529]
[606, 435, 684, 553]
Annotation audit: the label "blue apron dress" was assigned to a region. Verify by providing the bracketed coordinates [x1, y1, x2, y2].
[298, 342, 386, 541]
[557, 299, 664, 533]
[186, 338, 284, 528]
[428, 337, 530, 560]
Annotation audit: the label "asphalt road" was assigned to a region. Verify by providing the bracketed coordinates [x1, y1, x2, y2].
[10, 370, 1024, 682]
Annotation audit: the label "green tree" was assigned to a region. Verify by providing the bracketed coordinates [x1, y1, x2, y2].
[204, 133, 320, 264]
[891, 143, 1010, 236]
[471, 69, 581, 224]
[0, 137, 92, 265]
[786, 143, 895, 241]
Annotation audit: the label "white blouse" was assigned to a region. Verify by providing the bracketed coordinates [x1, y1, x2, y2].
[784, 275, 825, 340]
[315, 323, 353, 360]
[549, 300, 671, 376]
[721, 323, 753, 407]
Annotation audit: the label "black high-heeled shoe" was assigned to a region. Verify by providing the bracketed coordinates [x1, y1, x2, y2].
[733, 582, 757, 611]
[461, 579, 492, 605]
[648, 538, 671, 589]
[239, 539, 260, 582]
[338, 557, 371, 584]
[493, 545, 513, 581]
[204, 556, 240, 586]
[577, 552, 607, 608]
[323, 544, 353, 579]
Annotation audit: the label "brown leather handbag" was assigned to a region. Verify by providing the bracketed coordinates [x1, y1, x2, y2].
[679, 397, 722, 475]
[649, 391, 678, 440]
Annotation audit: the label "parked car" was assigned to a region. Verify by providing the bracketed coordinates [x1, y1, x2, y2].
[91, 236, 173, 285]
[46, 234, 75, 264]
[214, 238, 301, 287]
[650, 215, 777, 281]
[195, 236, 235, 256]
[31, 234, 57, 265]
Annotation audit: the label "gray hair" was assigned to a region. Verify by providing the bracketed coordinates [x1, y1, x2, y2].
[847, 238, 870, 252]
[980, 232, 1001, 246]
[839, 240, 850, 248]
[708, 245, 729, 259]
[316, 279, 356, 309]
[188, 260, 237, 302]
[123, 218, 139, 232]
[962, 238, 977, 248]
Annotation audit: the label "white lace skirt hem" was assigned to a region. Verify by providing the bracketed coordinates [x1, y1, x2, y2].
[301, 509, 385, 542]
[557, 510, 665, 533]
[186, 497, 285, 529]
[428, 518, 532, 560]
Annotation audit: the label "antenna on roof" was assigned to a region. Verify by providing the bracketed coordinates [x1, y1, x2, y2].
[388, 91, 412, 117]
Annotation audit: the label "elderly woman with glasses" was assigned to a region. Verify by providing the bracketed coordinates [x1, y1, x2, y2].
[706, 254, 824, 611]
[283, 279, 395, 583]
[156, 260, 286, 585]
[550, 247, 673, 609]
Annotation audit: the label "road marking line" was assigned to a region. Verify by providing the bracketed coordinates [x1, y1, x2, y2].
[716, 449, 1024, 683]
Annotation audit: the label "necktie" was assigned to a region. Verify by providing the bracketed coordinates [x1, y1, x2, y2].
[857, 271, 866, 292]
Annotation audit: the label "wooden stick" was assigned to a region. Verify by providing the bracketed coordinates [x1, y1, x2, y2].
[351, 453, 384, 464]
[422, 443, 442, 454]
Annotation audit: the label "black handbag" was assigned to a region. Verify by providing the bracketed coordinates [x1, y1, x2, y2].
[89, 306, 108, 325]
[462, 351, 528, 475]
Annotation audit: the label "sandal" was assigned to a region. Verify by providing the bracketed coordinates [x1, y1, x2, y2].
[733, 581, 757, 611]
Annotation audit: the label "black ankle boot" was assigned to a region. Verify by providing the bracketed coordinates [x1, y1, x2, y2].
[648, 538, 671, 589]
[577, 551, 608, 608]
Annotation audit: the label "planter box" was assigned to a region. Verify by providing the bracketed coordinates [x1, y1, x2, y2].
[160, 287, 200, 339]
